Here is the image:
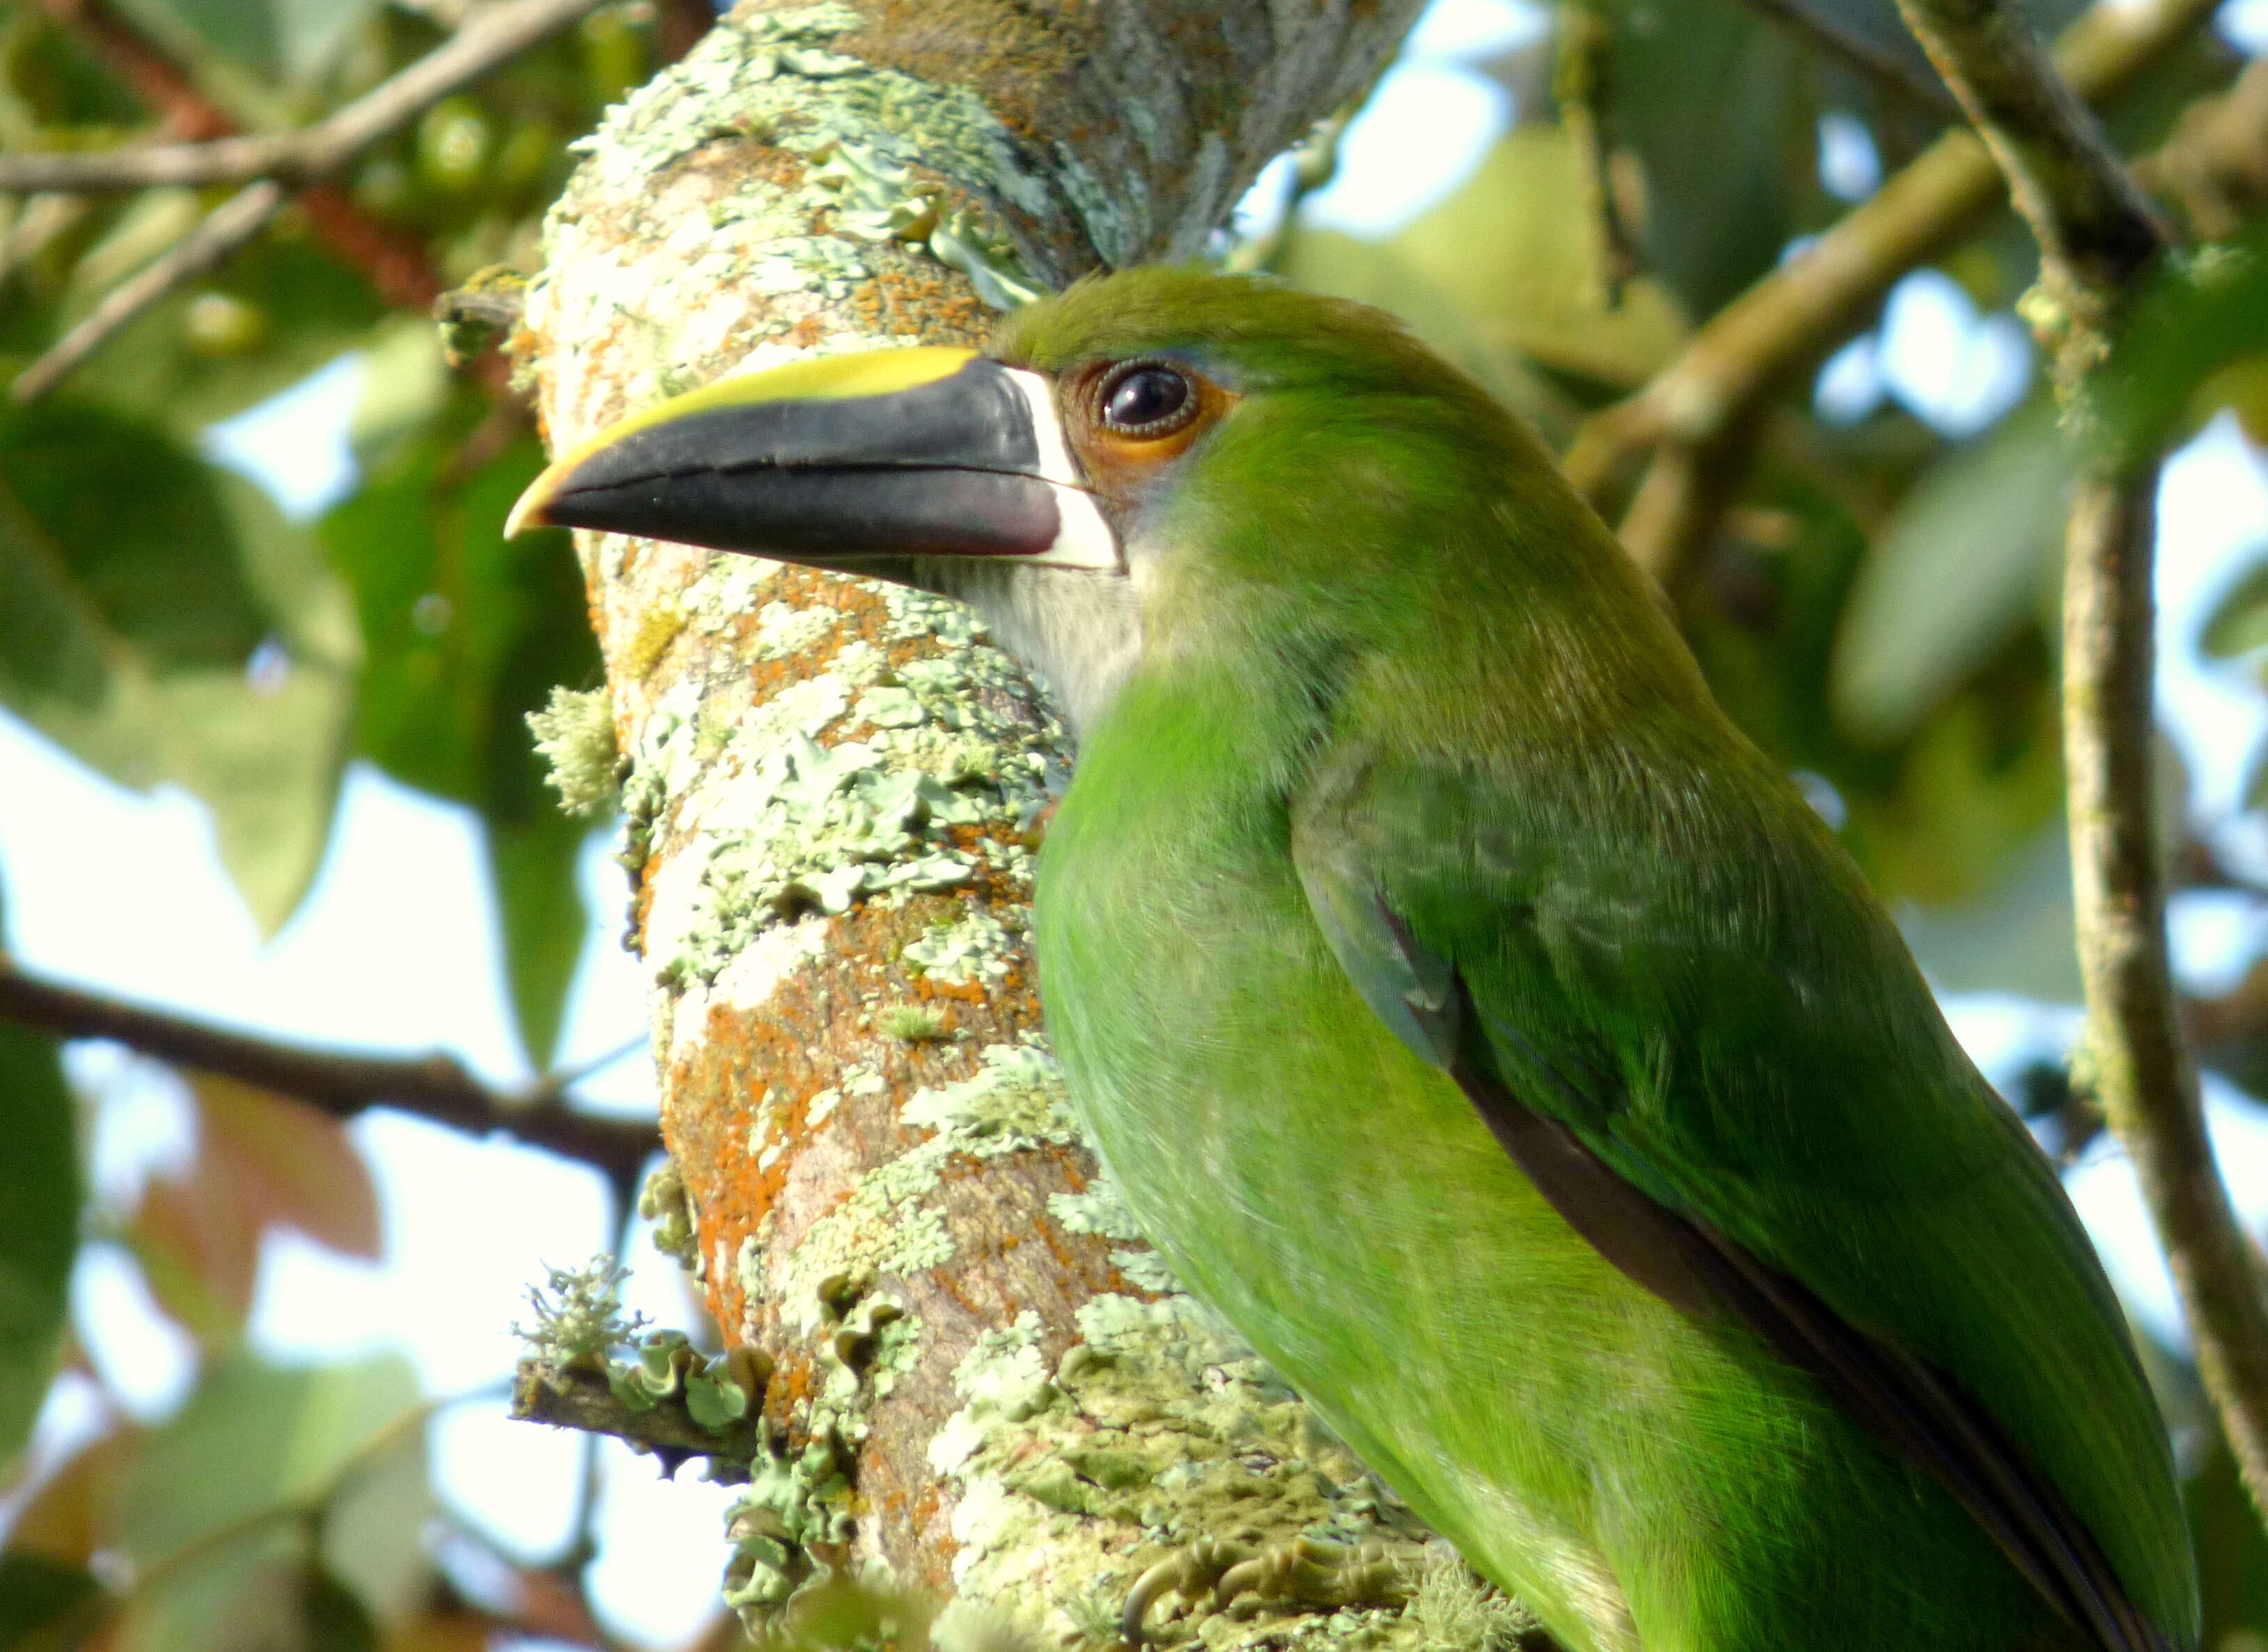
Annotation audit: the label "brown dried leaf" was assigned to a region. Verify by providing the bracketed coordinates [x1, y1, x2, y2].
[191, 1075, 382, 1261]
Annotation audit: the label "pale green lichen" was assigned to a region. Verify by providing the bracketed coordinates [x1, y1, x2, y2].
[627, 619, 1058, 988]
[779, 1043, 1080, 1337]
[608, 1328, 762, 1432]
[641, 1158, 704, 1278]
[901, 910, 1019, 985]
[1405, 1544, 1535, 1651]
[1047, 1179, 1180, 1293]
[529, 685, 621, 818]
[513, 1255, 646, 1365]
[724, 1424, 857, 1621]
[877, 1003, 951, 1042]
[924, 1288, 1515, 1651]
[546, 0, 1051, 366]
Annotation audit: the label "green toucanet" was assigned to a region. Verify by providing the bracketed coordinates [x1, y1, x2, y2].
[512, 267, 2200, 1652]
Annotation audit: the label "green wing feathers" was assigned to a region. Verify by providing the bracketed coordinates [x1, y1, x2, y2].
[1290, 738, 2199, 1652]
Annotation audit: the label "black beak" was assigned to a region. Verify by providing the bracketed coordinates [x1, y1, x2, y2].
[508, 346, 1116, 572]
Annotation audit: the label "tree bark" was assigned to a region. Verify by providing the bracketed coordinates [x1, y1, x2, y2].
[508, 3, 1503, 1644]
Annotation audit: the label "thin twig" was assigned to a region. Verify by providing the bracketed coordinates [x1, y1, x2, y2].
[1891, 0, 2268, 1525]
[2064, 476, 2268, 1515]
[24, 0, 439, 306]
[1888, 0, 2165, 320]
[0, 0, 611, 194]
[8, 180, 284, 402]
[0, 954, 659, 1192]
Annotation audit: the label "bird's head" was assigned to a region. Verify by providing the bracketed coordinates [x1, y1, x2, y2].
[510, 267, 1563, 731]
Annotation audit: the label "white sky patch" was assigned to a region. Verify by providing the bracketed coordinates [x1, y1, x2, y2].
[199, 352, 365, 520]
[1816, 110, 1882, 203]
[70, 1242, 199, 1420]
[1296, 0, 1544, 239]
[1876, 269, 2034, 437]
[2216, 0, 2268, 52]
[1814, 334, 1886, 426]
[584, 1438, 740, 1645]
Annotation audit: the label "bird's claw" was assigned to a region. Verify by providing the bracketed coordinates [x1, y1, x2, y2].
[1120, 1535, 1418, 1646]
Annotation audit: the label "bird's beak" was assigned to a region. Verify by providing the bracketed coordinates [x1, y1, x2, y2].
[505, 345, 1116, 573]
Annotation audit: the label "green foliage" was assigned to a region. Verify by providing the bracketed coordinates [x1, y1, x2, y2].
[114, 1352, 432, 1652]
[0, 396, 358, 930]
[1831, 396, 2067, 744]
[0, 1018, 78, 1476]
[320, 387, 600, 1065]
[1606, 0, 1818, 318]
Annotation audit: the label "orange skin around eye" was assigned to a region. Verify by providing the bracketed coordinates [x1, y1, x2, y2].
[1061, 362, 1239, 502]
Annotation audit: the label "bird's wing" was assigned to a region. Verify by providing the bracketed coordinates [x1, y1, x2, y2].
[1290, 744, 2194, 1652]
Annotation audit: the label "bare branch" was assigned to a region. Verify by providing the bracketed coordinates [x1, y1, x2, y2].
[1888, 0, 2268, 1525]
[0, 954, 659, 1190]
[2063, 475, 2268, 1515]
[24, 0, 442, 308]
[8, 180, 285, 403]
[0, 0, 611, 194]
[1888, 0, 2165, 320]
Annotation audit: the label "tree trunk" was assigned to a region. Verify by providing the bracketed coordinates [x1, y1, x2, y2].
[506, 3, 1527, 1645]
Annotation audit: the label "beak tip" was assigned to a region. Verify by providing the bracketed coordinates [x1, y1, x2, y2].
[504, 475, 557, 540]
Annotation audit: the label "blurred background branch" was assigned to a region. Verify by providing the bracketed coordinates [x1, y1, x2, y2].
[1887, 0, 2268, 1515]
[3, 0, 608, 400]
[0, 954, 657, 1194]
[0, 0, 608, 194]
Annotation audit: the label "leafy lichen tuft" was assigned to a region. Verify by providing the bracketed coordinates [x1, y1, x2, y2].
[529, 685, 622, 818]
[514, 1254, 646, 1366]
[641, 1157, 705, 1279]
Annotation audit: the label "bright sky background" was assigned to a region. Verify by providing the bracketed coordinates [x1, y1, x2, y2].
[5, 0, 2268, 1643]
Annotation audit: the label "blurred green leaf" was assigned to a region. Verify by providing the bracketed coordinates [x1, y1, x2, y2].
[2203, 559, 2268, 660]
[1606, 0, 1813, 317]
[272, 0, 384, 85]
[2192, 1440, 2268, 1646]
[1278, 225, 1583, 442]
[0, 1008, 78, 1476]
[118, 1353, 428, 1652]
[0, 1552, 99, 1652]
[322, 399, 599, 1065]
[2099, 228, 2268, 462]
[1386, 126, 1690, 389]
[492, 814, 588, 1071]
[1831, 397, 2069, 744]
[347, 317, 452, 474]
[0, 400, 357, 930]
[1898, 827, 2080, 1002]
[302, 1564, 380, 1652]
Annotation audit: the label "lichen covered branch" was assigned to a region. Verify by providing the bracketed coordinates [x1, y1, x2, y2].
[1886, 0, 2163, 318]
[2065, 474, 2268, 1513]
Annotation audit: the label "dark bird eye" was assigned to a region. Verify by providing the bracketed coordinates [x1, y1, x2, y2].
[1097, 361, 1198, 437]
